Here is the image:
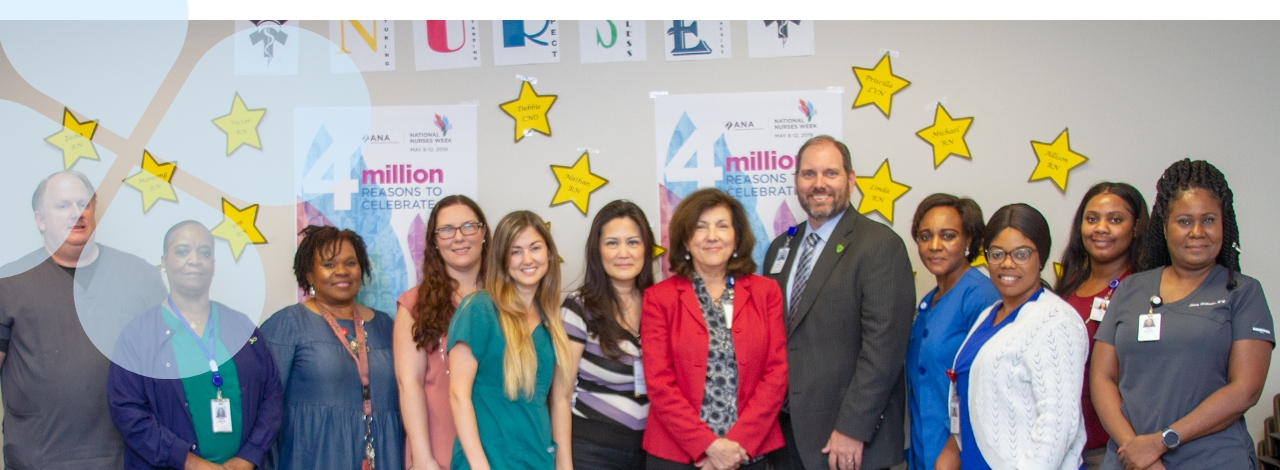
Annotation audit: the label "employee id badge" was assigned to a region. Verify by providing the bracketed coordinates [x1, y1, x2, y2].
[948, 383, 960, 434]
[769, 247, 790, 274]
[211, 398, 233, 433]
[633, 360, 647, 397]
[1089, 297, 1110, 322]
[1137, 314, 1162, 342]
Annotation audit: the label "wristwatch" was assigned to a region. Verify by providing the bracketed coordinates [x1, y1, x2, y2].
[1161, 427, 1181, 449]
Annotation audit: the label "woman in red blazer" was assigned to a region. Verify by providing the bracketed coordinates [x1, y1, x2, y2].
[642, 188, 788, 470]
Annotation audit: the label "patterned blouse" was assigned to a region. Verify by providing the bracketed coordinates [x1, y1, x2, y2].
[691, 274, 738, 437]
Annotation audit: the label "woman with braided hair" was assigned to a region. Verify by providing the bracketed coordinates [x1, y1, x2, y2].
[1092, 159, 1273, 470]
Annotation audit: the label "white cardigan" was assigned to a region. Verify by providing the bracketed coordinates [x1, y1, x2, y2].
[949, 289, 1088, 470]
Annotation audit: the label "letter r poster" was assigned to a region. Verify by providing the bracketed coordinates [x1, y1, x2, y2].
[295, 105, 478, 313]
[654, 90, 842, 277]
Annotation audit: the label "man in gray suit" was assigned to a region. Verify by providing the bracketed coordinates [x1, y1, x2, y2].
[764, 136, 914, 470]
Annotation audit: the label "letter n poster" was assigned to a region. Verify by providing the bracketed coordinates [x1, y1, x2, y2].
[654, 90, 842, 277]
[294, 106, 478, 313]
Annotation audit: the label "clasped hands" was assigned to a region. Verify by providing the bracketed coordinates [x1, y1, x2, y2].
[1117, 433, 1167, 470]
[698, 438, 750, 470]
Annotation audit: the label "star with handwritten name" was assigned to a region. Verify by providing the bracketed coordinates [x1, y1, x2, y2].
[45, 108, 99, 169]
[212, 93, 266, 155]
[916, 104, 973, 168]
[852, 54, 910, 118]
[123, 150, 178, 212]
[550, 152, 608, 215]
[212, 198, 267, 260]
[499, 81, 557, 142]
[1029, 128, 1088, 193]
[854, 159, 911, 224]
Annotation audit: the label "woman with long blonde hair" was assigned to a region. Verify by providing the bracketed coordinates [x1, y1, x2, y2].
[447, 210, 574, 470]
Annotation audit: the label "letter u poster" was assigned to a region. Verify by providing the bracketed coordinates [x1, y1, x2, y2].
[654, 90, 842, 277]
[294, 105, 479, 313]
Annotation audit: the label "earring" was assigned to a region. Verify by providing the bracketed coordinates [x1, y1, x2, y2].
[684, 253, 691, 260]
[732, 252, 738, 258]
[308, 287, 315, 296]
[1232, 241, 1241, 252]
[964, 247, 970, 257]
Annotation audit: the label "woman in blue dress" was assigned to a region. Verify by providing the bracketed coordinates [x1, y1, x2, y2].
[261, 225, 403, 469]
[905, 194, 999, 470]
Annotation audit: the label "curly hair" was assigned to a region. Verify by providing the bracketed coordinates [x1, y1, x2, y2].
[667, 188, 757, 279]
[1053, 182, 1149, 296]
[412, 195, 490, 352]
[1140, 159, 1241, 289]
[293, 225, 371, 293]
[573, 200, 655, 360]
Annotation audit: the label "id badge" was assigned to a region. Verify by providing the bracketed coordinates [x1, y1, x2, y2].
[769, 247, 790, 274]
[211, 398, 233, 433]
[948, 383, 960, 434]
[1089, 297, 1109, 322]
[633, 359, 647, 397]
[1138, 314, 1161, 342]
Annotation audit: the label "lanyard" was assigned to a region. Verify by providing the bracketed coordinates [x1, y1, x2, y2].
[166, 298, 223, 390]
[315, 302, 375, 470]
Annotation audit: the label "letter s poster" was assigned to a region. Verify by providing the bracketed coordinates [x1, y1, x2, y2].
[654, 90, 842, 276]
[295, 105, 478, 313]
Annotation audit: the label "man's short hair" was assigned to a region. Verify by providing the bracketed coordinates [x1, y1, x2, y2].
[794, 135, 854, 174]
[31, 170, 96, 211]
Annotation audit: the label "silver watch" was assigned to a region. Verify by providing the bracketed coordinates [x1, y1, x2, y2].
[1161, 427, 1180, 449]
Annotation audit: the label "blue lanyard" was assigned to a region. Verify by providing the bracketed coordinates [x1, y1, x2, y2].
[166, 298, 223, 388]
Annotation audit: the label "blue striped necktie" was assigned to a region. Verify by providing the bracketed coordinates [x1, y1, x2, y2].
[788, 232, 820, 320]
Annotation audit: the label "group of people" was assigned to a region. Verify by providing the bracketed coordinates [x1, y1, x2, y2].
[0, 135, 1270, 470]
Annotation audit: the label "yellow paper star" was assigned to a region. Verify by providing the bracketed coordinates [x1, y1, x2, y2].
[1053, 262, 1064, 281]
[45, 108, 99, 169]
[970, 247, 987, 268]
[852, 54, 911, 118]
[499, 81, 557, 142]
[916, 104, 974, 168]
[123, 150, 178, 212]
[212, 93, 266, 155]
[1029, 128, 1088, 193]
[653, 245, 667, 258]
[550, 152, 608, 215]
[854, 159, 911, 224]
[543, 220, 564, 263]
[211, 198, 267, 260]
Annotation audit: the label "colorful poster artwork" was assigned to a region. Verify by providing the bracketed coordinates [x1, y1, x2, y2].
[492, 20, 560, 66]
[234, 20, 299, 76]
[329, 20, 396, 73]
[294, 105, 478, 314]
[746, 20, 815, 58]
[412, 20, 481, 71]
[580, 20, 647, 64]
[654, 90, 843, 276]
[664, 21, 731, 62]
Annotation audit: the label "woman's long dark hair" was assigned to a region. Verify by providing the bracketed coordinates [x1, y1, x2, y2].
[1140, 159, 1241, 289]
[1053, 182, 1149, 296]
[412, 195, 490, 352]
[574, 200, 655, 360]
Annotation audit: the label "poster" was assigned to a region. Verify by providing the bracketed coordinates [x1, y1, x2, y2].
[579, 20, 647, 64]
[654, 90, 842, 274]
[234, 20, 299, 76]
[492, 20, 560, 66]
[329, 20, 396, 73]
[746, 20, 815, 58]
[294, 105, 478, 314]
[663, 20, 731, 62]
[412, 20, 481, 71]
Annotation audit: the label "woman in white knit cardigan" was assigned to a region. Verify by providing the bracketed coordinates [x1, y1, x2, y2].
[936, 204, 1089, 470]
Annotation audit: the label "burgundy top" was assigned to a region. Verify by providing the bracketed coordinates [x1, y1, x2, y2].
[397, 287, 455, 470]
[1064, 270, 1130, 451]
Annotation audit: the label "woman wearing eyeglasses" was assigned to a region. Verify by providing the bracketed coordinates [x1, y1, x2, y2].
[935, 204, 1088, 470]
[395, 196, 490, 470]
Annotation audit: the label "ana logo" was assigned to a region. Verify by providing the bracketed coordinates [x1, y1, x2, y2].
[668, 20, 711, 56]
[434, 114, 451, 136]
[503, 20, 556, 48]
[248, 20, 288, 64]
[362, 134, 393, 143]
[724, 121, 760, 131]
[764, 20, 800, 46]
[425, 20, 467, 53]
[798, 99, 816, 122]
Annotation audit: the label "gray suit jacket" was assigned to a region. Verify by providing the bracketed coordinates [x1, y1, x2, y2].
[763, 207, 915, 470]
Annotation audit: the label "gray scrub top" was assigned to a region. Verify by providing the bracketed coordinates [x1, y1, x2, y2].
[1095, 265, 1274, 469]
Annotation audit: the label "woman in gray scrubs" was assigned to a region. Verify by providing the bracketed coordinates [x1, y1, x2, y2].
[1092, 159, 1273, 470]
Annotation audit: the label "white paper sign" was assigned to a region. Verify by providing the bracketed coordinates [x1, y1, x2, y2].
[412, 20, 481, 71]
[234, 20, 299, 76]
[663, 20, 731, 62]
[579, 20, 647, 64]
[747, 20, 815, 58]
[492, 20, 560, 66]
[329, 20, 396, 73]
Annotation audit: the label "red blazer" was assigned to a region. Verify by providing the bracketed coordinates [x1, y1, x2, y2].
[641, 273, 788, 464]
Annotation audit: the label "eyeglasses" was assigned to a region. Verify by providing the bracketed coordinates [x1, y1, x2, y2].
[435, 222, 483, 240]
[986, 247, 1037, 265]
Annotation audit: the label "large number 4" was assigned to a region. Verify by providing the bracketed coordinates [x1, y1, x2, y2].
[300, 126, 360, 211]
[663, 129, 723, 188]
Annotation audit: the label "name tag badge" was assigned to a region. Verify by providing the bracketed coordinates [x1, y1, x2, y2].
[211, 398, 233, 433]
[769, 247, 790, 274]
[1138, 314, 1162, 342]
[1089, 297, 1109, 322]
[948, 383, 960, 434]
[633, 360, 647, 397]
